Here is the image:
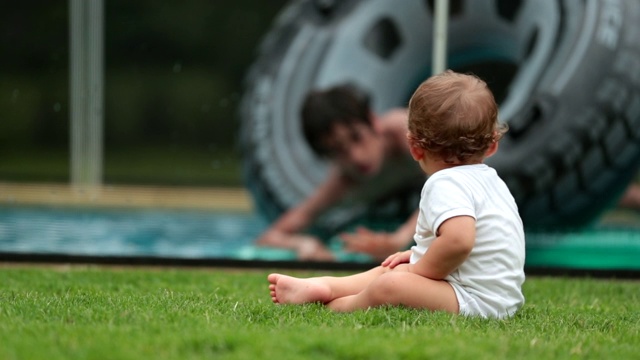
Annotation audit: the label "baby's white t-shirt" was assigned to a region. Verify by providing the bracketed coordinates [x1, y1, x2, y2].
[410, 164, 526, 318]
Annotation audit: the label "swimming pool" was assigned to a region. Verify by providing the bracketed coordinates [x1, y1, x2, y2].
[0, 205, 374, 265]
[0, 206, 265, 258]
[1, 205, 639, 273]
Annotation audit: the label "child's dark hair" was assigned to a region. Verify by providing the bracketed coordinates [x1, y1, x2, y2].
[301, 83, 371, 157]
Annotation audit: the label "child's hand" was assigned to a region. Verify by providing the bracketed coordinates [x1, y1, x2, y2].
[295, 235, 336, 261]
[381, 250, 412, 269]
[340, 227, 406, 260]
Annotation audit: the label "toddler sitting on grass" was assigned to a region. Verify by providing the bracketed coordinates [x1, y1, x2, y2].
[268, 70, 525, 318]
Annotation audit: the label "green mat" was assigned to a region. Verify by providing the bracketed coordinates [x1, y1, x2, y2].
[526, 229, 640, 270]
[328, 208, 640, 270]
[525, 208, 640, 270]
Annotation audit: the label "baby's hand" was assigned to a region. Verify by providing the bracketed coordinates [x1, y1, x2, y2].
[381, 250, 412, 269]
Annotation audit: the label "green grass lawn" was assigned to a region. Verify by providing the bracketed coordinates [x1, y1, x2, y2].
[1, 266, 638, 360]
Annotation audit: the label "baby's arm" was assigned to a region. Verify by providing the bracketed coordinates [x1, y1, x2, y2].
[410, 215, 475, 280]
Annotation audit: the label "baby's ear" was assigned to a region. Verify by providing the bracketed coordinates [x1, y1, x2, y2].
[406, 133, 424, 160]
[484, 140, 499, 158]
[409, 143, 425, 161]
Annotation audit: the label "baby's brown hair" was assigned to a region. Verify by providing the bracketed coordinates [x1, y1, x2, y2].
[407, 70, 507, 164]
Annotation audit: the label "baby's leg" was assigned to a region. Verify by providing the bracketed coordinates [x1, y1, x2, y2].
[326, 270, 458, 313]
[268, 266, 388, 305]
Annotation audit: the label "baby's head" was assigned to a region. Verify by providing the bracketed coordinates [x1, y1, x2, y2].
[407, 70, 507, 164]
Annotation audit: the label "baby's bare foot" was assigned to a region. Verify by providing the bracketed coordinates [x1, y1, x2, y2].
[267, 273, 332, 304]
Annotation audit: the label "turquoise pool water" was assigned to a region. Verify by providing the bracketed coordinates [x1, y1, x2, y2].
[0, 206, 373, 263]
[0, 206, 269, 260]
[1, 206, 639, 271]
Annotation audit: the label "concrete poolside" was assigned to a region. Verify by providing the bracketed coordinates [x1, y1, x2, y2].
[0, 182, 253, 212]
[3, 180, 640, 228]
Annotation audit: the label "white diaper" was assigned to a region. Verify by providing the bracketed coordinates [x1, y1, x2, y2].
[449, 282, 517, 319]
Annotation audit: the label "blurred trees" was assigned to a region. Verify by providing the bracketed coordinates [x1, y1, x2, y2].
[0, 0, 288, 184]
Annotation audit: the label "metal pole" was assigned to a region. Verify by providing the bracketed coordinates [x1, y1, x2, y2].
[432, 0, 449, 75]
[70, 0, 104, 195]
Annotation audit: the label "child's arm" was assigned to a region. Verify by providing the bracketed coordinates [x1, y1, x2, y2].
[339, 210, 418, 260]
[256, 167, 351, 257]
[410, 215, 476, 280]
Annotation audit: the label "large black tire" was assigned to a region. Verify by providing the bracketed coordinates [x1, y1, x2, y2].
[240, 0, 640, 232]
